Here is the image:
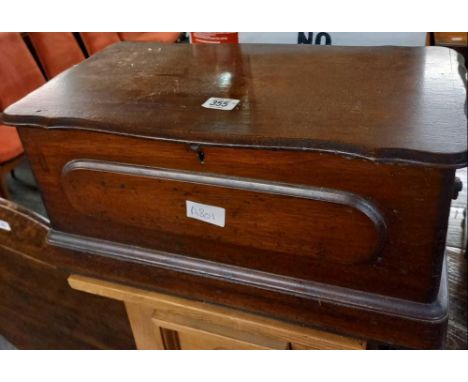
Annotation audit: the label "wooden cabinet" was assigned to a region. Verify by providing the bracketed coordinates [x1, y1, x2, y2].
[433, 32, 467, 47]
[432, 32, 467, 63]
[69, 275, 366, 350]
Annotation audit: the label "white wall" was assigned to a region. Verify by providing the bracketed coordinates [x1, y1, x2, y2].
[239, 32, 426, 46]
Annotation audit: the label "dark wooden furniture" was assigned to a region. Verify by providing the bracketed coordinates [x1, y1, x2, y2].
[432, 32, 468, 62]
[3, 43, 467, 349]
[0, 198, 135, 349]
[433, 32, 467, 46]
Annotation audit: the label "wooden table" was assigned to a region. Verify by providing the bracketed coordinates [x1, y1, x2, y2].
[69, 274, 366, 350]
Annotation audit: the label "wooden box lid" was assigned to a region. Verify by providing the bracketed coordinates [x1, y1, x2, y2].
[3, 42, 467, 167]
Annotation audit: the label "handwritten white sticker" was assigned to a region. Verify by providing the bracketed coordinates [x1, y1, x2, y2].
[202, 97, 240, 111]
[0, 219, 11, 232]
[186, 200, 225, 227]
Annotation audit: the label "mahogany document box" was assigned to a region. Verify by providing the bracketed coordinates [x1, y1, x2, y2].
[3, 43, 467, 348]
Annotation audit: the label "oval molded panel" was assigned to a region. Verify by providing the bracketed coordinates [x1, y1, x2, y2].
[62, 160, 387, 269]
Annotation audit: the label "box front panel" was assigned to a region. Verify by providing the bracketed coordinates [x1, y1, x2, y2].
[61, 159, 382, 267]
[19, 128, 454, 302]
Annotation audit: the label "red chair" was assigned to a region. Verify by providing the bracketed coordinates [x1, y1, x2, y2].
[80, 32, 121, 55]
[0, 32, 45, 199]
[28, 32, 85, 79]
[118, 32, 181, 43]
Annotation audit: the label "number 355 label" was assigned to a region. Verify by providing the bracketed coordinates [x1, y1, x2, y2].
[202, 97, 240, 111]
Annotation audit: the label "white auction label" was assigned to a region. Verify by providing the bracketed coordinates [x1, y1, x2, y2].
[202, 97, 240, 111]
[186, 200, 225, 227]
[0, 219, 11, 232]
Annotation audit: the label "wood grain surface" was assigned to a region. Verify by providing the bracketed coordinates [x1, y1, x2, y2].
[3, 43, 467, 167]
[0, 196, 450, 349]
[19, 128, 455, 303]
[2, 43, 465, 349]
[446, 167, 467, 350]
[69, 274, 367, 350]
[0, 198, 135, 349]
[446, 246, 467, 349]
